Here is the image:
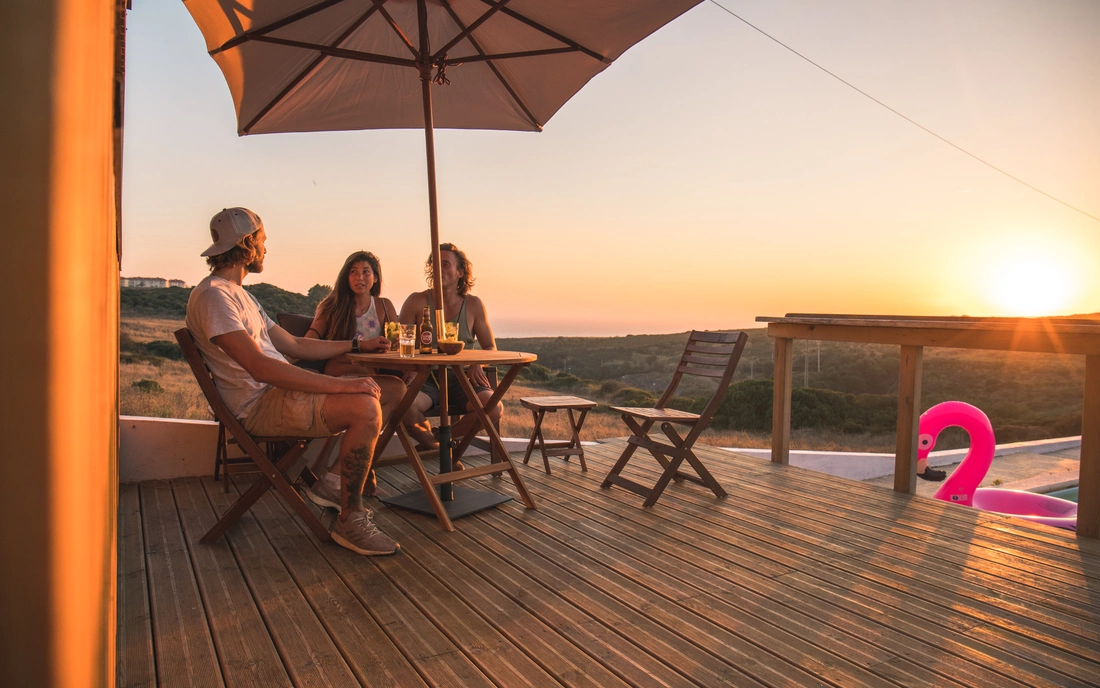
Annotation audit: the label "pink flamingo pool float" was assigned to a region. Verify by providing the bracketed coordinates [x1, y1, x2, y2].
[918, 401, 1078, 531]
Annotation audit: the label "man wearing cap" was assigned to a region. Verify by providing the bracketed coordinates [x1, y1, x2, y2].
[186, 207, 400, 556]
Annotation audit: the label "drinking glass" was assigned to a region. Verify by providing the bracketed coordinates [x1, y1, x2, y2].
[399, 324, 418, 357]
[443, 322, 459, 341]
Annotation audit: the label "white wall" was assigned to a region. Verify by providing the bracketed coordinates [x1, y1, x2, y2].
[117, 415, 530, 482]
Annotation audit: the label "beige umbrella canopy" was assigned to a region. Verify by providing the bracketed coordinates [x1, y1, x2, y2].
[185, 0, 700, 317]
[185, 0, 701, 134]
[184, 0, 701, 497]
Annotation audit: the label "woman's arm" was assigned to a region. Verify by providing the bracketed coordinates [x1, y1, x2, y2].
[305, 303, 329, 340]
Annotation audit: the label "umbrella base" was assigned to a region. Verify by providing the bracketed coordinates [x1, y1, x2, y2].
[381, 485, 512, 519]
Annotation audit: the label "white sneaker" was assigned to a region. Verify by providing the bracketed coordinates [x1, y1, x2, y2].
[331, 510, 399, 556]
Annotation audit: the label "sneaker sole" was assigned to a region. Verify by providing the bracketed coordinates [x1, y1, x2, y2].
[304, 486, 340, 510]
[331, 531, 400, 556]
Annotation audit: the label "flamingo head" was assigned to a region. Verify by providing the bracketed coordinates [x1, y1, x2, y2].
[917, 401, 994, 460]
[917, 432, 936, 459]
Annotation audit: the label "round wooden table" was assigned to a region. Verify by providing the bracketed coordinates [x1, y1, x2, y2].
[348, 349, 537, 531]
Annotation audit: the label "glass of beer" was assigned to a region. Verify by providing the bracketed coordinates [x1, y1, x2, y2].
[443, 322, 459, 342]
[398, 324, 417, 357]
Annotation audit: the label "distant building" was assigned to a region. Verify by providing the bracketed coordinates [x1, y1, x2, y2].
[121, 277, 165, 288]
[121, 277, 187, 288]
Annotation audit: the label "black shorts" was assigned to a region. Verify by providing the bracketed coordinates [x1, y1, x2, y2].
[422, 369, 491, 415]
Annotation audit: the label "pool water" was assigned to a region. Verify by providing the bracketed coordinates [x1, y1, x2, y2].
[1046, 487, 1079, 503]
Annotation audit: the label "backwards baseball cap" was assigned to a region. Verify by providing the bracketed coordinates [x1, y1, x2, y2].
[201, 207, 264, 257]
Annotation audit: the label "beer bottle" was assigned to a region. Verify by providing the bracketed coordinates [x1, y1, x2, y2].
[419, 306, 435, 354]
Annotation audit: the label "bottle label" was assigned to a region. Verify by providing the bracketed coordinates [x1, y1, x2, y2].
[421, 331, 432, 345]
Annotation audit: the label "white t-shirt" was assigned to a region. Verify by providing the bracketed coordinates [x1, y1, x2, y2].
[186, 275, 288, 418]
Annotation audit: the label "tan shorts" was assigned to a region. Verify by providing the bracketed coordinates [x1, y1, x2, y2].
[243, 387, 333, 438]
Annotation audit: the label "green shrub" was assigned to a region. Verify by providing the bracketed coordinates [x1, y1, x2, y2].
[613, 388, 658, 408]
[119, 331, 142, 353]
[598, 380, 626, 396]
[713, 379, 774, 431]
[710, 379, 898, 433]
[144, 340, 183, 360]
[131, 379, 164, 394]
[520, 364, 552, 382]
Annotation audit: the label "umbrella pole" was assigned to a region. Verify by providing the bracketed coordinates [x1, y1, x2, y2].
[419, 0, 452, 500]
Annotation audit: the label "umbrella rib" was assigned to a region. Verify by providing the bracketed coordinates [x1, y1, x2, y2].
[437, 0, 542, 131]
[432, 0, 513, 61]
[211, 0, 350, 55]
[242, 5, 398, 134]
[251, 36, 417, 68]
[444, 47, 580, 63]
[476, 1, 610, 64]
[370, 0, 420, 60]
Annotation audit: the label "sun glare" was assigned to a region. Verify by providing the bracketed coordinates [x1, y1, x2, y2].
[987, 251, 1076, 317]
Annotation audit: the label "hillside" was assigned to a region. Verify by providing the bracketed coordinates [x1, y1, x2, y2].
[121, 282, 330, 318]
[119, 313, 1094, 448]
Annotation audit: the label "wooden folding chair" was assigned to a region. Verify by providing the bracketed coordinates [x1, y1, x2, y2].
[175, 328, 335, 544]
[210, 312, 326, 490]
[601, 330, 748, 507]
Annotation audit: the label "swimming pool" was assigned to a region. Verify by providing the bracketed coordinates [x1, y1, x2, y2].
[1045, 486, 1079, 503]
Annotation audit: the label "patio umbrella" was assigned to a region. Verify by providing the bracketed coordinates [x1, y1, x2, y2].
[184, 0, 702, 495]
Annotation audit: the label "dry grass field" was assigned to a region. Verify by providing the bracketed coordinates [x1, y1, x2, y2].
[499, 383, 898, 452]
[120, 318, 212, 419]
[119, 317, 898, 451]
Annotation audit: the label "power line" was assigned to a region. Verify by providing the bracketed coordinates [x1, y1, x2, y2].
[706, 0, 1100, 224]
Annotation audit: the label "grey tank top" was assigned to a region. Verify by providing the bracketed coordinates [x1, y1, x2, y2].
[427, 294, 474, 346]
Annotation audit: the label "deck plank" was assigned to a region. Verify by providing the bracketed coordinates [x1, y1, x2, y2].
[171, 478, 292, 687]
[116, 484, 155, 688]
[374, 473, 692, 688]
[510, 445, 1081, 688]
[253, 485, 498, 688]
[202, 478, 361, 688]
[119, 437, 1100, 688]
[139, 482, 224, 688]
[481, 467, 1003, 688]
[600, 442, 1100, 663]
[381, 480, 779, 687]
[715, 447, 1100, 591]
[372, 510, 635, 688]
[580, 442, 1100, 686]
[244, 480, 487, 688]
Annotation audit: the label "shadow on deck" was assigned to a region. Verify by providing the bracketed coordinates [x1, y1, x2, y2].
[118, 440, 1100, 687]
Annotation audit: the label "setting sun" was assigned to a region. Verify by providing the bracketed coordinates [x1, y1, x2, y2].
[987, 249, 1076, 316]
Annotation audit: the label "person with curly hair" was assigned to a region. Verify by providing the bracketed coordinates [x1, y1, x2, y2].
[398, 243, 501, 458]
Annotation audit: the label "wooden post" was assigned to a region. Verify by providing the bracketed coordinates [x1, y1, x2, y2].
[1078, 355, 1100, 537]
[894, 345, 923, 494]
[771, 337, 793, 465]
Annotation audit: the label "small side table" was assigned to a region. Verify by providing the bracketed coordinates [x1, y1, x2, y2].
[520, 396, 598, 474]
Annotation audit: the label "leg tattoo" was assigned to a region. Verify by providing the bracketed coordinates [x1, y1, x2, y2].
[341, 444, 372, 514]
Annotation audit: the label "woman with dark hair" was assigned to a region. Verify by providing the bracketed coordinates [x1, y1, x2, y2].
[307, 251, 397, 371]
[398, 243, 500, 454]
[304, 251, 405, 502]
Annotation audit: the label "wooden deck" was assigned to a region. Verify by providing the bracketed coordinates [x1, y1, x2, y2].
[118, 440, 1100, 687]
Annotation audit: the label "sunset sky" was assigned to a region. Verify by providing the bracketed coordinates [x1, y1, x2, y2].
[122, 0, 1100, 336]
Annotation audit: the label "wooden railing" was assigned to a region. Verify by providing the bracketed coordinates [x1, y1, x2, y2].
[756, 314, 1100, 538]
